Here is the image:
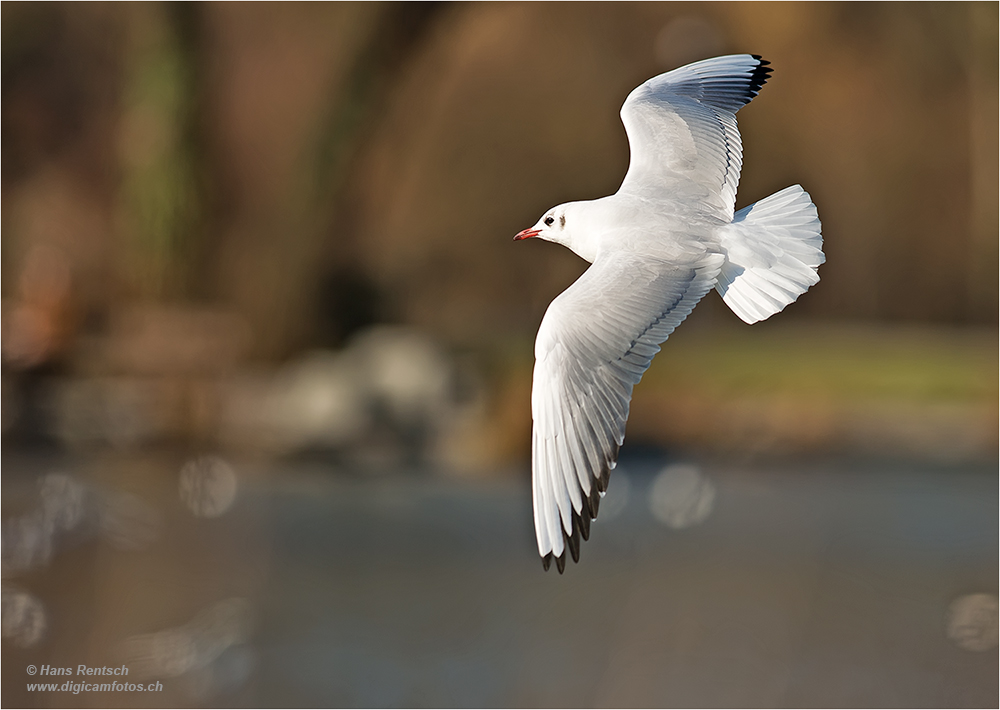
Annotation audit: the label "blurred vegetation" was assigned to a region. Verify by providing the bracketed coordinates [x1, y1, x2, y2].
[645, 323, 997, 404]
[116, 3, 204, 299]
[1, 2, 997, 463]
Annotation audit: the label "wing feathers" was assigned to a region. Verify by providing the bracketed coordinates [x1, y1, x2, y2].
[619, 54, 770, 219]
[531, 252, 723, 571]
[650, 54, 771, 113]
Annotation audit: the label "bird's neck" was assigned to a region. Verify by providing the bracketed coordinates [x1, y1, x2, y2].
[556, 198, 613, 263]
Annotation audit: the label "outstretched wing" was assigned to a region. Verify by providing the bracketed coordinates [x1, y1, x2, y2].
[531, 250, 724, 572]
[618, 54, 771, 220]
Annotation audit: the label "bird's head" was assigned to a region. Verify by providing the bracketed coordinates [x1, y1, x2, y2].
[514, 204, 572, 245]
[513, 201, 601, 263]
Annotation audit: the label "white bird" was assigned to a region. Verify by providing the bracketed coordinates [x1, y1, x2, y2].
[513, 54, 824, 573]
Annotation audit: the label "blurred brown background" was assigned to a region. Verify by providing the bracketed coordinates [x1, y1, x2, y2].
[2, 3, 997, 708]
[2, 1, 997, 464]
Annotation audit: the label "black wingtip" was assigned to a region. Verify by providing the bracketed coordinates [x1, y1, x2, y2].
[540, 550, 568, 574]
[586, 486, 601, 519]
[748, 55, 772, 97]
[539, 456, 622, 573]
[567, 523, 581, 563]
[579, 508, 591, 541]
[598, 459, 612, 492]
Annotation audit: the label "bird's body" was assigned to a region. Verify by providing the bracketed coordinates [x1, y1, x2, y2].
[515, 54, 824, 572]
[540, 194, 719, 264]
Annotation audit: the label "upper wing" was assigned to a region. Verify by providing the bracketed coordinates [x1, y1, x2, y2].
[618, 54, 771, 220]
[531, 250, 724, 572]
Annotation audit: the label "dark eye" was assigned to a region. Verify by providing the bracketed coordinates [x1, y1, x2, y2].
[544, 216, 555, 226]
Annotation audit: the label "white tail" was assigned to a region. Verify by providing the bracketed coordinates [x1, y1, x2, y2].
[716, 184, 824, 324]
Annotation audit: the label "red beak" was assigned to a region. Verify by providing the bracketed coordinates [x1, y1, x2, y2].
[513, 228, 541, 241]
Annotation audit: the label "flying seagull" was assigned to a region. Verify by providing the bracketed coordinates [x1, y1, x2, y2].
[513, 54, 824, 573]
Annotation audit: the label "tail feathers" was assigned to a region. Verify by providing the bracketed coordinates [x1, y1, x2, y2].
[716, 185, 824, 324]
